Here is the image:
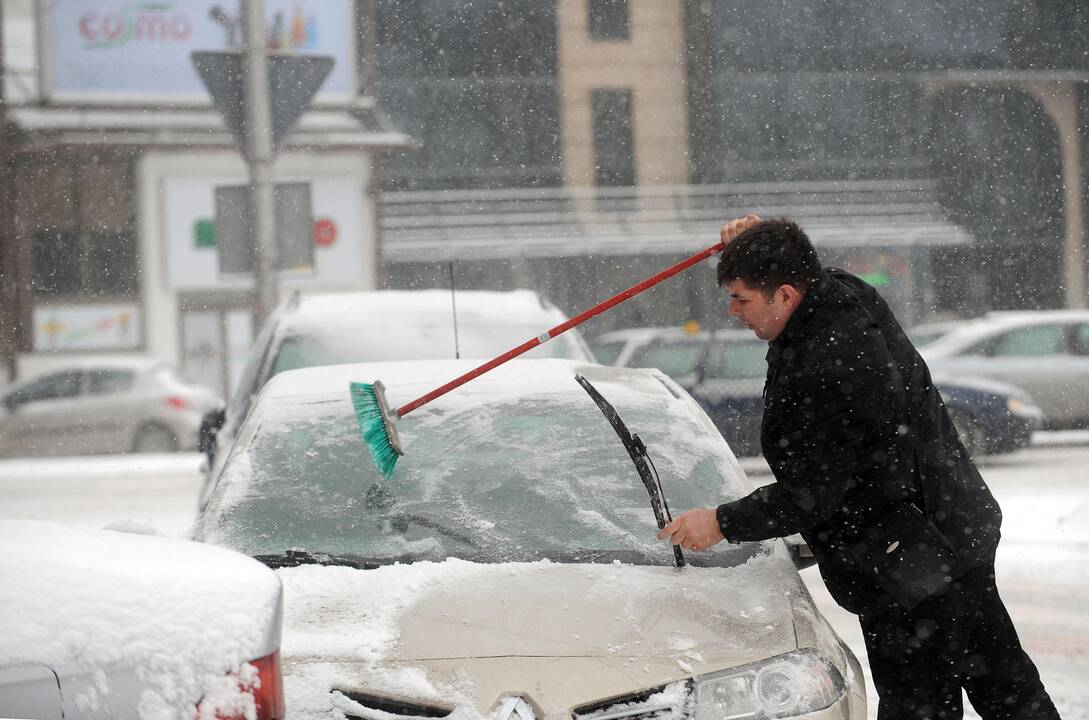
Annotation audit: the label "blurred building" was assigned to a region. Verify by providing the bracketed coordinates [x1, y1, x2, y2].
[373, 0, 1089, 333]
[0, 0, 407, 395]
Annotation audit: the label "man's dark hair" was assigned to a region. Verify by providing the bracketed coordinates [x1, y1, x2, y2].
[716, 218, 822, 294]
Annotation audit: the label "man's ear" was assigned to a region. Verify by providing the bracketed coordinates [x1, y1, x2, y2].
[778, 284, 803, 310]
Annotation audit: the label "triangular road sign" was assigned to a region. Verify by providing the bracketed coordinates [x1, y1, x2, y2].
[192, 51, 335, 159]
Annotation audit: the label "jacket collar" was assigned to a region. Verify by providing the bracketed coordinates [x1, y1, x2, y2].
[767, 268, 835, 359]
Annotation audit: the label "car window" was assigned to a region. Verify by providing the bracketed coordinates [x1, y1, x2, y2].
[589, 340, 626, 366]
[86, 369, 135, 395]
[989, 325, 1068, 357]
[1074, 324, 1089, 356]
[270, 328, 586, 379]
[6, 371, 82, 408]
[197, 390, 753, 568]
[628, 339, 704, 379]
[704, 339, 768, 380]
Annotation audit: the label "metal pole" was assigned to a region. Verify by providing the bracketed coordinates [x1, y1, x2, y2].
[241, 0, 279, 327]
[0, 5, 21, 383]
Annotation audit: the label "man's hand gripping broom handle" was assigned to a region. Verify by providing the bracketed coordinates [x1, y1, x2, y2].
[394, 240, 726, 419]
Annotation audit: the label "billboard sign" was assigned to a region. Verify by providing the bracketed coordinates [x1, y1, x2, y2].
[33, 304, 143, 351]
[40, 0, 355, 104]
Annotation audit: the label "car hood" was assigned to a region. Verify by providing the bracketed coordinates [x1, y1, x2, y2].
[278, 554, 806, 716]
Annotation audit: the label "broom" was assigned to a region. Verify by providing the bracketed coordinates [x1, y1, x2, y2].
[351, 238, 731, 477]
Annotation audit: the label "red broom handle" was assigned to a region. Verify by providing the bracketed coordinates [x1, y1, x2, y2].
[396, 240, 726, 418]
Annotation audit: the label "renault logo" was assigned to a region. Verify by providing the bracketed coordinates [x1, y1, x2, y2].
[495, 696, 536, 720]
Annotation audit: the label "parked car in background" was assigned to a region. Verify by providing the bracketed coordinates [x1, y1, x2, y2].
[194, 359, 866, 720]
[591, 326, 1042, 457]
[199, 289, 594, 505]
[921, 310, 1089, 429]
[0, 358, 221, 458]
[907, 320, 961, 348]
[0, 520, 283, 720]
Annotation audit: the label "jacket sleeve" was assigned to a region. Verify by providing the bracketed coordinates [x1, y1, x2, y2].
[717, 326, 896, 542]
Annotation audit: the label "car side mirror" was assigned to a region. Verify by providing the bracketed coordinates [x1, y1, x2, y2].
[198, 407, 227, 463]
[784, 534, 817, 570]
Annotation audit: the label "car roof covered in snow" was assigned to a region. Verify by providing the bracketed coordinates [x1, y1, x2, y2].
[922, 308, 1089, 357]
[282, 289, 568, 334]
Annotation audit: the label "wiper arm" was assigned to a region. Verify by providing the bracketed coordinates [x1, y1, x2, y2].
[382, 512, 481, 548]
[575, 374, 685, 568]
[252, 549, 407, 570]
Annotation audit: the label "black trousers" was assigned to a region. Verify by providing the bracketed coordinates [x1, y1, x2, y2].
[858, 561, 1060, 720]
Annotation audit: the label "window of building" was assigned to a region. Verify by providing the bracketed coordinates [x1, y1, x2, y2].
[32, 230, 138, 298]
[591, 88, 635, 187]
[588, 0, 630, 41]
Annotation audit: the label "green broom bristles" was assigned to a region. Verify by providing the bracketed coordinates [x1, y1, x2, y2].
[349, 381, 403, 478]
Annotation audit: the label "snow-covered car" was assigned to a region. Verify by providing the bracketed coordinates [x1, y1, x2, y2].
[194, 359, 867, 719]
[198, 289, 594, 505]
[591, 326, 1042, 457]
[0, 520, 283, 720]
[0, 358, 222, 457]
[921, 310, 1089, 429]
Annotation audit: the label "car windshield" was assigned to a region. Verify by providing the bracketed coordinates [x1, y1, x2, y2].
[196, 383, 755, 568]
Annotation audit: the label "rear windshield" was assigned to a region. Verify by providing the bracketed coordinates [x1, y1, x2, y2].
[271, 327, 588, 377]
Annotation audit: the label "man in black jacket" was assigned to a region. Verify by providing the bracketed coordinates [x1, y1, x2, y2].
[659, 217, 1059, 720]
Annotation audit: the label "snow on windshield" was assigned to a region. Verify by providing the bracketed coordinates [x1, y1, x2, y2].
[196, 371, 750, 564]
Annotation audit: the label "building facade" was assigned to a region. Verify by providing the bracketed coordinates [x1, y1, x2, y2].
[0, 0, 407, 395]
[373, 0, 1088, 329]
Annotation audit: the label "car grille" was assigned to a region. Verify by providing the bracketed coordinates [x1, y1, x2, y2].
[334, 690, 452, 719]
[572, 682, 691, 720]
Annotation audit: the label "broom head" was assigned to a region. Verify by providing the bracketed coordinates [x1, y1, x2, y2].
[349, 380, 404, 478]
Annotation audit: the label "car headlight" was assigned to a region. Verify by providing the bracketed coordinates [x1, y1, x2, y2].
[693, 649, 845, 720]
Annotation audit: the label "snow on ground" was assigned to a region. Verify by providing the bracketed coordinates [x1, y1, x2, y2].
[1, 434, 1087, 718]
[0, 452, 204, 537]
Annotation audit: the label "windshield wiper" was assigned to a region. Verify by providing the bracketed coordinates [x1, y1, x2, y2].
[382, 512, 481, 548]
[575, 374, 685, 568]
[252, 549, 412, 570]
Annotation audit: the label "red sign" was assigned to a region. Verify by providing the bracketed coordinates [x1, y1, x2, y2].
[313, 218, 337, 247]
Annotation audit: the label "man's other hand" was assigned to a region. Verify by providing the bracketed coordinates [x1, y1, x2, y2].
[656, 508, 725, 552]
[720, 213, 761, 247]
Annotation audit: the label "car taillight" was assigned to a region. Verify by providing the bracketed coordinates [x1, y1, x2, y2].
[249, 650, 285, 720]
[166, 395, 189, 410]
[195, 650, 284, 720]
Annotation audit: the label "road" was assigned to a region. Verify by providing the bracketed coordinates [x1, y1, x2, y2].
[1, 439, 1087, 718]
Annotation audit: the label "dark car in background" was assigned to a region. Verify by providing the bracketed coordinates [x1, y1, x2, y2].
[591, 326, 1043, 458]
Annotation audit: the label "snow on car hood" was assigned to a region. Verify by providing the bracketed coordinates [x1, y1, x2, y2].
[0, 520, 282, 720]
[277, 552, 804, 718]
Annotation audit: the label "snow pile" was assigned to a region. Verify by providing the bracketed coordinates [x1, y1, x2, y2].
[0, 520, 281, 720]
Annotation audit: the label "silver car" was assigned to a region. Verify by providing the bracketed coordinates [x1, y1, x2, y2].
[921, 310, 1089, 429]
[0, 358, 221, 457]
[194, 359, 867, 719]
[0, 520, 283, 720]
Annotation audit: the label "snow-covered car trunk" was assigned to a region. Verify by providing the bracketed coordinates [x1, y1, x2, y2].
[0, 521, 283, 720]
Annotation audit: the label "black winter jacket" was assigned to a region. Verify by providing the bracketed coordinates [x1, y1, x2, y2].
[716, 268, 1002, 613]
